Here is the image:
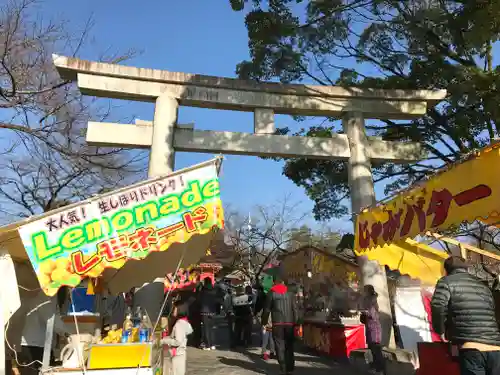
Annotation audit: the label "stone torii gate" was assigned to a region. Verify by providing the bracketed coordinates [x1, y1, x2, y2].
[52, 54, 446, 346]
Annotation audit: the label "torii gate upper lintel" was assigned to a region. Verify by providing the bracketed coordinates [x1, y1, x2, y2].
[52, 54, 447, 347]
[52, 53, 446, 180]
[52, 54, 446, 105]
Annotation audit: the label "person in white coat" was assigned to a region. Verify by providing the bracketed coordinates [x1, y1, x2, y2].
[162, 302, 193, 375]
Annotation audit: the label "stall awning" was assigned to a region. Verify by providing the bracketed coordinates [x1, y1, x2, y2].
[364, 239, 447, 285]
[0, 158, 225, 296]
[355, 143, 500, 252]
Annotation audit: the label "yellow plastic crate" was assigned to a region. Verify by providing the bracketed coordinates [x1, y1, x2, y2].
[88, 343, 153, 369]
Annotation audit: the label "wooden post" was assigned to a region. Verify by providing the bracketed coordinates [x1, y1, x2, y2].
[342, 111, 395, 348]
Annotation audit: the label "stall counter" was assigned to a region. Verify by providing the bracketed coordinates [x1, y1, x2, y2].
[45, 341, 165, 375]
[46, 368, 158, 375]
[302, 319, 366, 359]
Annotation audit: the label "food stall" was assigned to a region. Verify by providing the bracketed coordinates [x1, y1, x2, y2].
[0, 158, 225, 375]
[280, 245, 366, 359]
[354, 143, 500, 375]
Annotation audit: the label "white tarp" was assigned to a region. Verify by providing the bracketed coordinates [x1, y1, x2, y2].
[394, 286, 432, 357]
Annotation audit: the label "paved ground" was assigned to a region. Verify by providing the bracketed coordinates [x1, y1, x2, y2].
[186, 346, 367, 375]
[185, 317, 368, 375]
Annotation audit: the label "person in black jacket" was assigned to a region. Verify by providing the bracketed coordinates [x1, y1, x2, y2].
[431, 256, 500, 375]
[262, 276, 297, 375]
[233, 285, 255, 347]
[242, 285, 255, 346]
[186, 290, 202, 347]
[254, 284, 266, 316]
[199, 277, 217, 350]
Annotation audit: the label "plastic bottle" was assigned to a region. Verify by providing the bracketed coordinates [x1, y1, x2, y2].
[139, 313, 152, 343]
[133, 306, 142, 328]
[93, 328, 102, 344]
[121, 313, 133, 343]
[124, 313, 133, 331]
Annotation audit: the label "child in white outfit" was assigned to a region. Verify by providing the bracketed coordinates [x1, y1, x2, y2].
[161, 303, 193, 375]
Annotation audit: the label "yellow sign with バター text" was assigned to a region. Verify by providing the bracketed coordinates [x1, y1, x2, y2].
[355, 144, 500, 253]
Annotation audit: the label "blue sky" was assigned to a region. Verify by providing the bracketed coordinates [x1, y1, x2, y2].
[42, 0, 414, 233]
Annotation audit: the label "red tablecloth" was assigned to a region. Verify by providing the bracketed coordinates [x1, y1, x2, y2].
[302, 320, 366, 358]
[421, 290, 444, 343]
[417, 342, 459, 375]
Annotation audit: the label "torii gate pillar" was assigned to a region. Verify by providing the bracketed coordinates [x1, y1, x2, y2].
[135, 96, 179, 323]
[134, 94, 179, 324]
[148, 95, 178, 177]
[343, 111, 394, 347]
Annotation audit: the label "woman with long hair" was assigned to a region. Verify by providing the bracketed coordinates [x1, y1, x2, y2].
[361, 285, 385, 375]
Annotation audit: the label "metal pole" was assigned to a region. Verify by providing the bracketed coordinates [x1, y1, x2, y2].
[42, 301, 56, 371]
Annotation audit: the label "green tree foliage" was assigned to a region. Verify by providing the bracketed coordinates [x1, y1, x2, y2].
[230, 0, 500, 220]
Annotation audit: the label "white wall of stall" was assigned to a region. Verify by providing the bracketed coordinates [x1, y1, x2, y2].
[394, 285, 433, 367]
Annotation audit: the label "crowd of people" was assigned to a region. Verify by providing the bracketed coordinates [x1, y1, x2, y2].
[164, 274, 388, 375]
[12, 255, 500, 375]
[164, 255, 500, 375]
[164, 275, 300, 375]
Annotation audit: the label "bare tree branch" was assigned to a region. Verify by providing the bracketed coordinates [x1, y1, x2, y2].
[0, 0, 146, 222]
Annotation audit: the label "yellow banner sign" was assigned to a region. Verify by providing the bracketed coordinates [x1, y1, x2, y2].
[18, 162, 224, 296]
[355, 145, 500, 253]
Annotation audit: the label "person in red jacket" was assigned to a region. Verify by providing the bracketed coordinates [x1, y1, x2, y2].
[262, 276, 298, 375]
